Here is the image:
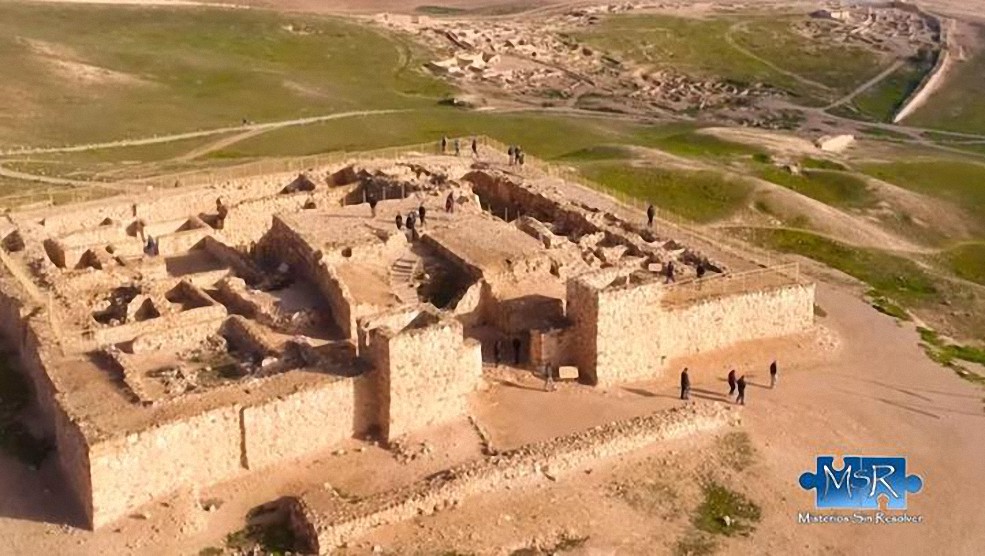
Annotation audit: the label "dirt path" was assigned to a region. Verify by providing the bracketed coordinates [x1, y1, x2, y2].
[172, 128, 270, 161]
[825, 59, 906, 110]
[0, 109, 410, 157]
[725, 21, 834, 94]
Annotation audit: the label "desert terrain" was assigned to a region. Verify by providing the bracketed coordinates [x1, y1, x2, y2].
[1, 1, 984, 555]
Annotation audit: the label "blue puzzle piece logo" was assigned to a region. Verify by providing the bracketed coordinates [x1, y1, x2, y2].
[799, 456, 923, 510]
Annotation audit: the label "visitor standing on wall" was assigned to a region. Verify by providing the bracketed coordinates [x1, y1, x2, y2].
[770, 360, 778, 388]
[216, 197, 228, 230]
[680, 367, 691, 400]
[736, 375, 747, 405]
[727, 368, 737, 396]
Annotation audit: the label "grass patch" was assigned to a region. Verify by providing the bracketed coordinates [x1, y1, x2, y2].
[740, 228, 938, 306]
[0, 3, 450, 146]
[800, 157, 847, 171]
[753, 164, 875, 209]
[693, 480, 761, 537]
[918, 327, 985, 386]
[940, 243, 985, 286]
[850, 53, 936, 122]
[611, 477, 680, 518]
[907, 29, 985, 134]
[556, 145, 635, 161]
[647, 131, 766, 159]
[581, 163, 752, 222]
[868, 290, 911, 321]
[859, 160, 985, 228]
[859, 126, 913, 141]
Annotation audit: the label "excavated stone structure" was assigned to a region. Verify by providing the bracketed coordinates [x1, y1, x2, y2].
[0, 149, 813, 530]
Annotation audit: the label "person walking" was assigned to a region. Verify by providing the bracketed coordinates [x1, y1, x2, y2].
[680, 367, 691, 401]
[664, 260, 676, 284]
[471, 137, 478, 158]
[406, 212, 417, 241]
[418, 204, 427, 227]
[646, 204, 655, 228]
[736, 375, 747, 405]
[512, 337, 522, 365]
[508, 144, 516, 165]
[395, 213, 403, 230]
[727, 368, 737, 396]
[445, 191, 455, 213]
[454, 138, 461, 156]
[367, 192, 378, 218]
[441, 135, 448, 154]
[769, 360, 778, 389]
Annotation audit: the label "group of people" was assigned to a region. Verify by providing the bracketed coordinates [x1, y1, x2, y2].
[507, 144, 525, 166]
[440, 136, 479, 158]
[680, 360, 779, 406]
[393, 203, 427, 240]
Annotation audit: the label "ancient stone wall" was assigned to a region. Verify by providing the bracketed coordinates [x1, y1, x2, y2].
[91, 304, 227, 348]
[384, 317, 482, 439]
[257, 217, 357, 339]
[584, 278, 815, 385]
[291, 403, 737, 553]
[87, 405, 244, 528]
[241, 378, 355, 471]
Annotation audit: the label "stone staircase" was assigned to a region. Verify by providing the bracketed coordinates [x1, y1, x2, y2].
[389, 254, 421, 304]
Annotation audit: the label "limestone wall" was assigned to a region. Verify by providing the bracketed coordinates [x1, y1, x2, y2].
[91, 304, 227, 347]
[201, 237, 263, 284]
[0, 280, 95, 524]
[87, 405, 244, 528]
[384, 318, 482, 439]
[257, 217, 357, 339]
[293, 403, 737, 553]
[241, 378, 354, 470]
[587, 279, 815, 385]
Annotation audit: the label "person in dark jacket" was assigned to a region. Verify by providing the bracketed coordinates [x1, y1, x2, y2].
[395, 213, 403, 230]
[697, 261, 706, 279]
[665, 260, 676, 284]
[418, 204, 427, 227]
[736, 375, 747, 405]
[512, 337, 522, 365]
[727, 368, 737, 396]
[367, 193, 378, 218]
[680, 367, 691, 400]
[770, 360, 778, 389]
[446, 191, 455, 213]
[646, 204, 655, 228]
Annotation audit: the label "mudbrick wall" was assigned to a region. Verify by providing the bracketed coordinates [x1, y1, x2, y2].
[577, 276, 815, 385]
[289, 403, 738, 553]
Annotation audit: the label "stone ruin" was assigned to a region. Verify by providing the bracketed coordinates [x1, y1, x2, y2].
[0, 147, 814, 532]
